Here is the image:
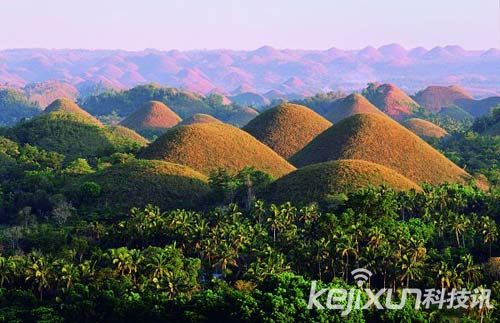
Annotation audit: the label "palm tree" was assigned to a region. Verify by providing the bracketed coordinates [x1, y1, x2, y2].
[457, 254, 482, 286]
[400, 254, 423, 288]
[435, 261, 452, 289]
[336, 234, 358, 281]
[448, 212, 469, 248]
[25, 252, 54, 301]
[479, 216, 498, 257]
[58, 262, 79, 290]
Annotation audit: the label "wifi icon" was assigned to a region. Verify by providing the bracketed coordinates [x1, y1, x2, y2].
[351, 268, 372, 287]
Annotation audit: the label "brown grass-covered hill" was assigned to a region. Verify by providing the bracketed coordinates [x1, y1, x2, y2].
[140, 123, 296, 178]
[9, 111, 147, 160]
[267, 159, 421, 204]
[225, 107, 259, 127]
[44, 98, 103, 127]
[243, 103, 332, 159]
[289, 113, 470, 185]
[403, 118, 449, 139]
[120, 100, 182, 133]
[178, 113, 222, 126]
[363, 83, 420, 120]
[325, 93, 385, 123]
[413, 85, 473, 112]
[68, 159, 210, 212]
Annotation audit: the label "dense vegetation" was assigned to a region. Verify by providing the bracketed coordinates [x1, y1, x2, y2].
[0, 89, 40, 126]
[0, 90, 498, 322]
[78, 84, 251, 126]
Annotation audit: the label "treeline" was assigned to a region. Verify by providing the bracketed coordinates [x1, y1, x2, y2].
[0, 183, 498, 321]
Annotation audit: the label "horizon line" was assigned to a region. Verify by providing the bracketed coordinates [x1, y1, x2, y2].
[1, 44, 499, 52]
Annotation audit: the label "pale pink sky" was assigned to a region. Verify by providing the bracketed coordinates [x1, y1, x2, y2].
[0, 0, 499, 50]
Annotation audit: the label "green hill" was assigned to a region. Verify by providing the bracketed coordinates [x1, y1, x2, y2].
[68, 159, 210, 212]
[44, 98, 102, 127]
[140, 123, 296, 178]
[9, 111, 146, 160]
[290, 113, 470, 185]
[0, 88, 40, 126]
[225, 107, 259, 127]
[243, 103, 332, 158]
[267, 159, 421, 204]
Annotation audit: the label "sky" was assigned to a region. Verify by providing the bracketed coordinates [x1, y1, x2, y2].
[0, 0, 499, 50]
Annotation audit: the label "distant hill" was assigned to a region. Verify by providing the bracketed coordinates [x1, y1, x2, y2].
[325, 93, 385, 122]
[403, 118, 449, 139]
[290, 113, 470, 185]
[413, 85, 473, 112]
[230, 92, 270, 107]
[472, 107, 500, 136]
[267, 159, 421, 205]
[178, 113, 222, 126]
[225, 107, 259, 127]
[0, 47, 498, 98]
[363, 83, 419, 120]
[140, 123, 295, 178]
[80, 84, 213, 118]
[437, 106, 473, 121]
[44, 98, 103, 127]
[68, 159, 210, 212]
[454, 97, 500, 117]
[0, 88, 40, 126]
[120, 100, 181, 134]
[23, 81, 78, 108]
[243, 103, 332, 158]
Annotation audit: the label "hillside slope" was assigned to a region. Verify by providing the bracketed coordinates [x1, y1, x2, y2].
[243, 103, 332, 158]
[140, 123, 296, 178]
[68, 159, 210, 212]
[363, 83, 419, 119]
[325, 93, 385, 122]
[290, 113, 470, 184]
[403, 118, 449, 139]
[267, 159, 421, 204]
[120, 100, 181, 133]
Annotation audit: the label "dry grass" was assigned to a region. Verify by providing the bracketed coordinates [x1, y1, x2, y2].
[413, 85, 472, 112]
[290, 113, 471, 185]
[70, 159, 210, 212]
[120, 100, 181, 132]
[364, 83, 419, 120]
[178, 113, 222, 126]
[140, 123, 296, 178]
[404, 118, 449, 139]
[325, 93, 385, 122]
[267, 159, 421, 204]
[243, 103, 332, 159]
[44, 98, 103, 127]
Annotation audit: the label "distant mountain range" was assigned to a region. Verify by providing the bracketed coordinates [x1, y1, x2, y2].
[0, 45, 499, 100]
